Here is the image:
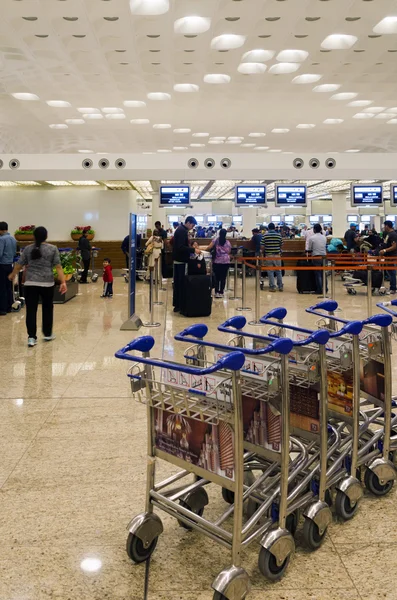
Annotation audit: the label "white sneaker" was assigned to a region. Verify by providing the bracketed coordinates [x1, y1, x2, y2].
[28, 337, 37, 347]
[43, 334, 56, 342]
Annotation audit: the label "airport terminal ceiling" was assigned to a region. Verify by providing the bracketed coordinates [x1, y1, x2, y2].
[1, 0, 397, 155]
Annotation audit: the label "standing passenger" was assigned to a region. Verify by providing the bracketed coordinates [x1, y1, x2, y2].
[78, 230, 91, 283]
[308, 223, 327, 296]
[207, 228, 231, 298]
[0, 221, 17, 315]
[261, 223, 283, 292]
[172, 216, 198, 313]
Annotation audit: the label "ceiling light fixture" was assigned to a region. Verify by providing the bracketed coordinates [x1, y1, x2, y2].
[269, 62, 300, 74]
[78, 108, 100, 114]
[321, 34, 358, 50]
[78, 149, 94, 153]
[12, 93, 40, 101]
[174, 16, 211, 35]
[374, 113, 392, 119]
[241, 143, 256, 147]
[65, 119, 85, 125]
[387, 119, 397, 124]
[362, 106, 386, 113]
[131, 119, 150, 124]
[173, 128, 191, 133]
[49, 124, 68, 129]
[238, 63, 267, 74]
[386, 107, 397, 113]
[153, 123, 171, 129]
[313, 84, 341, 92]
[249, 133, 266, 138]
[190, 143, 205, 147]
[203, 74, 231, 84]
[268, 149, 282, 153]
[296, 123, 316, 129]
[147, 92, 171, 101]
[347, 100, 373, 107]
[102, 107, 124, 114]
[211, 34, 246, 51]
[193, 133, 209, 137]
[208, 140, 224, 144]
[352, 113, 374, 119]
[46, 100, 71, 107]
[276, 49, 309, 62]
[373, 17, 397, 34]
[83, 114, 104, 120]
[292, 74, 323, 84]
[272, 128, 289, 133]
[330, 92, 358, 100]
[123, 100, 146, 108]
[254, 146, 270, 150]
[105, 113, 126, 119]
[323, 118, 344, 124]
[173, 83, 199, 92]
[345, 149, 360, 153]
[242, 49, 275, 62]
[129, 0, 169, 16]
[173, 146, 188, 150]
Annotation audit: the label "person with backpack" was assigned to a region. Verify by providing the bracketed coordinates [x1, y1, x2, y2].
[8, 226, 67, 346]
[206, 228, 231, 298]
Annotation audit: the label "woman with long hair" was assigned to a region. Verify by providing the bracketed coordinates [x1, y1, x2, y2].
[8, 226, 67, 347]
[206, 228, 231, 298]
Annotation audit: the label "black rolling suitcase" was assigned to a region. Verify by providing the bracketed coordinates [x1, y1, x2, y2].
[181, 274, 212, 317]
[296, 259, 317, 294]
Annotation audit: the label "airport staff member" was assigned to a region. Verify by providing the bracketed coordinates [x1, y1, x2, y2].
[379, 220, 397, 294]
[0, 221, 17, 315]
[172, 216, 198, 313]
[308, 223, 327, 296]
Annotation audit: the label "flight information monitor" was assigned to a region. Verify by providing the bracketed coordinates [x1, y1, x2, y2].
[235, 185, 266, 206]
[275, 185, 307, 207]
[390, 184, 397, 207]
[160, 185, 190, 206]
[351, 185, 383, 207]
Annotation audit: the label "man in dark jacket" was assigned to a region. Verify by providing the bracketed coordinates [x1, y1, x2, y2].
[78, 231, 91, 283]
[172, 216, 197, 312]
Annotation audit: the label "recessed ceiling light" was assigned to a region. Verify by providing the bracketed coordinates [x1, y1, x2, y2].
[228, 136, 244, 140]
[323, 118, 344, 124]
[78, 149, 94, 153]
[238, 63, 267, 74]
[276, 49, 309, 62]
[254, 146, 270, 150]
[242, 49, 275, 62]
[296, 123, 316, 129]
[46, 100, 71, 107]
[352, 113, 374, 119]
[268, 149, 282, 152]
[105, 113, 126, 119]
[131, 119, 150, 124]
[321, 34, 358, 50]
[174, 16, 211, 35]
[193, 132, 209, 137]
[102, 107, 123, 114]
[313, 84, 341, 92]
[241, 143, 256, 147]
[173, 128, 191, 133]
[65, 119, 85, 125]
[269, 62, 300, 74]
[373, 17, 397, 34]
[153, 123, 171, 129]
[272, 128, 289, 133]
[129, 0, 169, 16]
[345, 149, 360, 153]
[387, 119, 397, 124]
[78, 107, 100, 114]
[211, 34, 246, 51]
[12, 93, 39, 101]
[190, 143, 205, 147]
[208, 140, 225, 144]
[147, 92, 171, 100]
[292, 74, 323, 84]
[362, 106, 386, 113]
[249, 132, 266, 137]
[203, 74, 231, 84]
[83, 113, 104, 120]
[347, 100, 373, 107]
[173, 146, 188, 150]
[226, 139, 242, 144]
[375, 113, 392, 119]
[330, 92, 358, 100]
[210, 136, 226, 140]
[386, 107, 397, 113]
[157, 149, 172, 152]
[49, 124, 68, 129]
[173, 83, 199, 92]
[123, 100, 146, 108]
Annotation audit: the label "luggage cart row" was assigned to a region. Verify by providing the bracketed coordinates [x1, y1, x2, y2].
[115, 302, 397, 600]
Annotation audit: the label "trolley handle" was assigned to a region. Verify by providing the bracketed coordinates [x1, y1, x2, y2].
[175, 326, 294, 356]
[377, 301, 397, 317]
[362, 314, 392, 328]
[259, 319, 330, 347]
[115, 336, 246, 375]
[306, 301, 349, 325]
[307, 303, 391, 330]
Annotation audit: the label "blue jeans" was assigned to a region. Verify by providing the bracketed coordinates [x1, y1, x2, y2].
[312, 258, 327, 294]
[267, 259, 283, 290]
[388, 267, 396, 292]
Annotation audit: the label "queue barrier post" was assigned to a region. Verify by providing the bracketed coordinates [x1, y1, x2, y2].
[249, 258, 262, 326]
[237, 261, 252, 312]
[229, 256, 242, 301]
[153, 258, 163, 306]
[322, 256, 327, 299]
[367, 265, 372, 318]
[143, 268, 161, 328]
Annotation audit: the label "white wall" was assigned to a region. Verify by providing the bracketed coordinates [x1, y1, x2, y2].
[0, 189, 138, 240]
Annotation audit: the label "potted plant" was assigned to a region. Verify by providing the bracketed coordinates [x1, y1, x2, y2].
[54, 248, 76, 282]
[14, 225, 35, 242]
[71, 225, 95, 241]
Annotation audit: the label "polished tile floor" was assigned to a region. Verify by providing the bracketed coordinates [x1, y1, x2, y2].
[0, 274, 396, 600]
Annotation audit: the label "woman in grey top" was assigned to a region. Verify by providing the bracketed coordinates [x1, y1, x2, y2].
[8, 226, 67, 347]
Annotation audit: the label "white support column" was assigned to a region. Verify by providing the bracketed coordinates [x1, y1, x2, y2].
[241, 207, 257, 237]
[151, 192, 166, 232]
[332, 192, 347, 238]
[374, 215, 381, 232]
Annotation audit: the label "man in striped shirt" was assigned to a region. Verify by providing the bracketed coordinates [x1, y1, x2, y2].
[261, 223, 283, 292]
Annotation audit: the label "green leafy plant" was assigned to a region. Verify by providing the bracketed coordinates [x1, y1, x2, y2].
[53, 248, 76, 277]
[71, 225, 95, 235]
[14, 225, 35, 235]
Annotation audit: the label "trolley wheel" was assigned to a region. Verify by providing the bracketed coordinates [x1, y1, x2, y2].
[213, 593, 227, 600]
[334, 490, 359, 521]
[347, 288, 352, 295]
[351, 289, 357, 295]
[258, 547, 290, 582]
[126, 532, 158, 564]
[92, 273, 99, 282]
[286, 510, 299, 537]
[364, 468, 394, 497]
[12, 305, 21, 312]
[178, 489, 209, 530]
[222, 487, 235, 505]
[379, 289, 387, 296]
[221, 471, 256, 506]
[302, 517, 327, 551]
[20, 298, 25, 307]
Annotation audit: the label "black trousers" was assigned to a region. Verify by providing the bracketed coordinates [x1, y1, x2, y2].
[24, 285, 54, 338]
[173, 263, 186, 309]
[80, 258, 90, 282]
[102, 282, 113, 296]
[213, 263, 229, 294]
[0, 263, 13, 313]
